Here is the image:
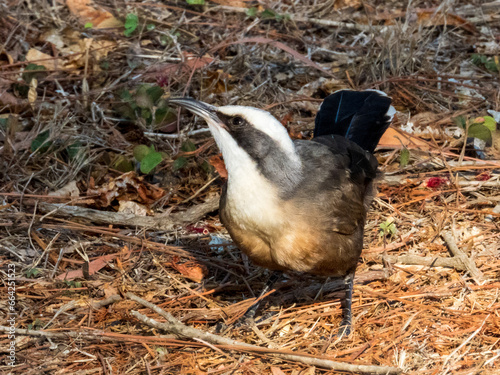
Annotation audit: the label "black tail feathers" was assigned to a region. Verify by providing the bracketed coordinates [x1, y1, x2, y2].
[313, 90, 394, 153]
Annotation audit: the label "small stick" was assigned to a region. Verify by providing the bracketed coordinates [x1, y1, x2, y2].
[441, 232, 484, 284]
[370, 254, 467, 270]
[37, 195, 219, 231]
[126, 292, 402, 374]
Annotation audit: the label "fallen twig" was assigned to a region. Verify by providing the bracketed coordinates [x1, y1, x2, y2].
[37, 195, 219, 230]
[441, 231, 484, 284]
[126, 292, 402, 374]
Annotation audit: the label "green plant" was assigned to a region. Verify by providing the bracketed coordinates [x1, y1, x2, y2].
[25, 268, 41, 278]
[399, 147, 410, 167]
[124, 13, 139, 37]
[31, 130, 52, 153]
[133, 144, 165, 174]
[245, 7, 258, 18]
[64, 280, 83, 288]
[471, 54, 499, 73]
[454, 115, 497, 145]
[27, 318, 44, 330]
[260, 9, 291, 22]
[117, 84, 176, 129]
[186, 0, 205, 4]
[379, 218, 397, 238]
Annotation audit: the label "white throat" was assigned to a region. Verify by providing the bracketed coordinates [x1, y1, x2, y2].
[206, 121, 285, 229]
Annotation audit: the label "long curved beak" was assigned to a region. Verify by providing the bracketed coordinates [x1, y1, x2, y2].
[167, 98, 220, 124]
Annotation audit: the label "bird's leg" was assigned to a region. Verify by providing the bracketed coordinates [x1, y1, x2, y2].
[338, 272, 354, 338]
[238, 271, 281, 325]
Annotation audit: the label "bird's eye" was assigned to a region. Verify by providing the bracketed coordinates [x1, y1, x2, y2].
[231, 116, 244, 126]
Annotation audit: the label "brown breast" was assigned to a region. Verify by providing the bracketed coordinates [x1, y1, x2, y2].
[219, 191, 365, 277]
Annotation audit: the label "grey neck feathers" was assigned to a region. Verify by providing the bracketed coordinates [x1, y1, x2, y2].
[229, 126, 303, 198]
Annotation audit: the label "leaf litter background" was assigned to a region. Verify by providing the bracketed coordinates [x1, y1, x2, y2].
[1, 0, 500, 374]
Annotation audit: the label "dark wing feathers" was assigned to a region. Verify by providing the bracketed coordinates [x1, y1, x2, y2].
[313, 90, 393, 154]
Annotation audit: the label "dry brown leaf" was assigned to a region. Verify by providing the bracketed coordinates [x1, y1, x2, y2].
[66, 0, 122, 29]
[26, 49, 56, 70]
[169, 257, 208, 283]
[118, 200, 151, 216]
[209, 155, 228, 179]
[270, 367, 288, 375]
[87, 171, 166, 208]
[27, 77, 37, 106]
[57, 254, 118, 280]
[378, 128, 431, 150]
[334, 0, 362, 10]
[416, 9, 478, 34]
[48, 181, 80, 198]
[208, 0, 251, 7]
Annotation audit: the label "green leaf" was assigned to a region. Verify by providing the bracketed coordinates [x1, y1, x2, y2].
[146, 85, 164, 105]
[468, 123, 492, 143]
[119, 89, 133, 102]
[453, 115, 467, 129]
[173, 156, 188, 171]
[31, 130, 51, 152]
[146, 24, 155, 31]
[246, 7, 258, 17]
[25, 268, 41, 278]
[140, 151, 163, 174]
[484, 59, 499, 72]
[133, 144, 151, 162]
[66, 141, 83, 160]
[22, 63, 46, 83]
[84, 22, 93, 29]
[379, 220, 397, 238]
[135, 85, 154, 108]
[113, 155, 134, 172]
[200, 160, 213, 174]
[482, 116, 497, 131]
[124, 13, 139, 37]
[154, 106, 176, 125]
[141, 108, 152, 121]
[186, 0, 205, 4]
[261, 9, 277, 19]
[181, 140, 197, 152]
[400, 147, 410, 167]
[159, 35, 169, 46]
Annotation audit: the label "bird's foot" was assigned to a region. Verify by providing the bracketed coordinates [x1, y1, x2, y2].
[233, 314, 257, 331]
[337, 323, 352, 338]
[337, 314, 352, 338]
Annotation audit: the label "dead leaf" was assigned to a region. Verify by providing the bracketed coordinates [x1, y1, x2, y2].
[204, 70, 234, 94]
[87, 171, 166, 208]
[271, 367, 288, 375]
[416, 9, 478, 34]
[169, 256, 207, 283]
[49, 181, 80, 197]
[57, 254, 118, 280]
[27, 77, 37, 106]
[102, 283, 119, 299]
[209, 155, 228, 179]
[208, 0, 251, 7]
[26, 49, 56, 71]
[118, 200, 151, 216]
[334, 0, 362, 10]
[378, 128, 431, 150]
[66, 0, 123, 29]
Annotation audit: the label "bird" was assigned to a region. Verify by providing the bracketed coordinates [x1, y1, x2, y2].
[167, 90, 395, 336]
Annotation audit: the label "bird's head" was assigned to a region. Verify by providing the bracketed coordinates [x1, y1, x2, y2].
[168, 98, 302, 193]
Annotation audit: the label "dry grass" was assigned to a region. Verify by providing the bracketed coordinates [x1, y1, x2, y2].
[1, 0, 499, 374]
